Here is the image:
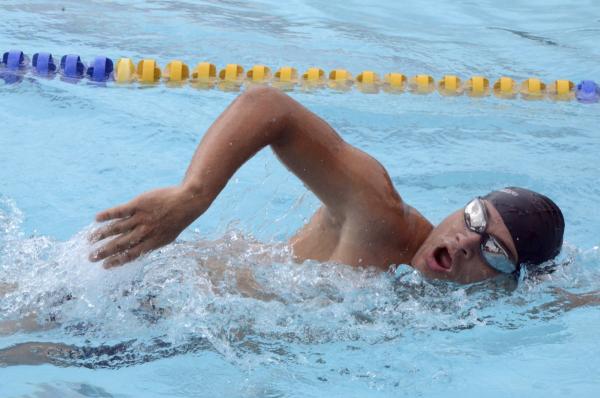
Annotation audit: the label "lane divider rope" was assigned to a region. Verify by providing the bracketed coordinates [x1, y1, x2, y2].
[1, 50, 598, 103]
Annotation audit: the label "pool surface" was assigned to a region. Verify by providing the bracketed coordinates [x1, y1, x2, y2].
[1, 1, 600, 397]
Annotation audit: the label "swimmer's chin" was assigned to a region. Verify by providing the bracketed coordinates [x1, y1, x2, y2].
[409, 248, 448, 280]
[408, 260, 452, 281]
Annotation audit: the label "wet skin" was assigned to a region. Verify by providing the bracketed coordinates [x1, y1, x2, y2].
[410, 200, 518, 284]
[88, 86, 516, 284]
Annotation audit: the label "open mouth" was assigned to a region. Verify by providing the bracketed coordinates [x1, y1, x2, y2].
[426, 246, 453, 273]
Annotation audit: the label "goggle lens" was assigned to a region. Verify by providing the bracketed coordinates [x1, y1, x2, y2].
[481, 236, 517, 274]
[464, 198, 518, 274]
[464, 199, 486, 233]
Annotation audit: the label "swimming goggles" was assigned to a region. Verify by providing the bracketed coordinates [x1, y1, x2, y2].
[464, 198, 518, 274]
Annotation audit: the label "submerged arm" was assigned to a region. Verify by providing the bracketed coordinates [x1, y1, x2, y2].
[90, 87, 400, 268]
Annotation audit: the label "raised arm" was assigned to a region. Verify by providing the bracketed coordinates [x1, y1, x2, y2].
[90, 86, 401, 268]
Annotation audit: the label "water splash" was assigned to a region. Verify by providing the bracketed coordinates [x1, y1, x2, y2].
[0, 199, 598, 369]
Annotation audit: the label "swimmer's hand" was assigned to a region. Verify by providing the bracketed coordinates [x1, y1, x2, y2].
[546, 287, 600, 311]
[89, 186, 206, 268]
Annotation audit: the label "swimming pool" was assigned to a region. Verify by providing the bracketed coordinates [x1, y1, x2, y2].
[1, 0, 599, 397]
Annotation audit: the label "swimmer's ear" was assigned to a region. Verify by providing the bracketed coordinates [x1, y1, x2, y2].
[96, 202, 135, 222]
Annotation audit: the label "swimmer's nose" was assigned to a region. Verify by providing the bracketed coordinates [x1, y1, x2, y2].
[455, 231, 480, 260]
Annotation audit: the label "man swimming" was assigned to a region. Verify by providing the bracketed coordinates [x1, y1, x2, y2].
[89, 86, 564, 284]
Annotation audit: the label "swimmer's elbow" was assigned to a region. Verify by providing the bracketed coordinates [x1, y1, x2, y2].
[238, 86, 294, 139]
[240, 86, 292, 119]
[241, 85, 281, 101]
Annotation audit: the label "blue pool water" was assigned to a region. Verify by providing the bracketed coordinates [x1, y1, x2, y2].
[1, 1, 600, 397]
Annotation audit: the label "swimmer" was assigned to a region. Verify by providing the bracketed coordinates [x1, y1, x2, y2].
[89, 86, 564, 284]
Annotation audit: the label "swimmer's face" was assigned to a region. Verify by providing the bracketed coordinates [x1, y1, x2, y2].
[410, 200, 518, 284]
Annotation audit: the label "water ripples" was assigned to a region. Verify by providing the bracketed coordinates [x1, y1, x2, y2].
[1, 198, 597, 370]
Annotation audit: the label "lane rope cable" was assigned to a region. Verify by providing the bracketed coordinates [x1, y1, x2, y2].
[1, 50, 598, 103]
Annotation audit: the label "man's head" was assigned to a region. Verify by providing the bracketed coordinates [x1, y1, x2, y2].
[411, 187, 564, 284]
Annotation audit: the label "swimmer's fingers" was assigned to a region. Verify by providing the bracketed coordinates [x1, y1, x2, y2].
[102, 240, 154, 269]
[95, 201, 136, 222]
[89, 217, 138, 243]
[89, 228, 144, 263]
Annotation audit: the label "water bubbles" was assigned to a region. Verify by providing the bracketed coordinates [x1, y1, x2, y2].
[0, 196, 23, 243]
[1, 200, 599, 370]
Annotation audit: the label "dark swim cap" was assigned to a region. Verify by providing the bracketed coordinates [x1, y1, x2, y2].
[483, 187, 564, 266]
